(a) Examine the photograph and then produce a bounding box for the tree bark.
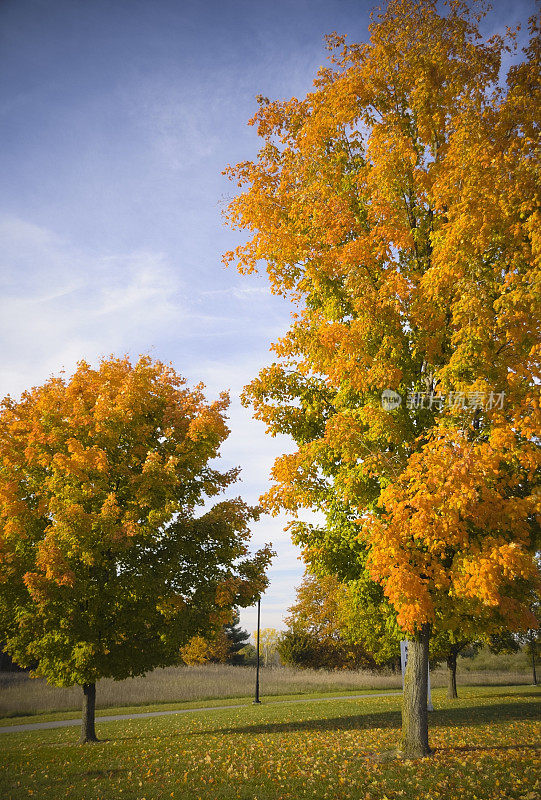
[80,682,98,743]
[400,624,431,758]
[447,649,458,699]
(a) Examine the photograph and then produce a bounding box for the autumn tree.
[0,355,272,742]
[342,564,525,699]
[224,0,540,758]
[291,504,404,667]
[255,627,281,666]
[278,573,380,670]
[180,609,250,665]
[180,631,232,665]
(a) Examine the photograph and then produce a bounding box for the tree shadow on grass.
[433,744,540,755]
[184,699,540,740]
[82,695,539,746]
[476,690,540,700]
[188,711,402,737]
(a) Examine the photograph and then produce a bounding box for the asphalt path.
[0,690,402,734]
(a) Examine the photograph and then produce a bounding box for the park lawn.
[0,686,539,800]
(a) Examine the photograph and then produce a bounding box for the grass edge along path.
[0,689,402,733]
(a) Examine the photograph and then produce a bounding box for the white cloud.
[0,216,197,397]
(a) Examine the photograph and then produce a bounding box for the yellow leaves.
[454,537,540,611]
[489,426,516,451]
[22,571,48,602]
[263,449,325,515]
[0,353,251,613]
[2,516,27,541]
[180,635,214,665]
[156,594,186,619]
[122,519,138,538]
[215,576,242,607]
[141,450,162,473]
[187,406,225,443]
[4,684,538,798]
[100,492,119,519]
[355,419,541,634]
[180,630,232,665]
[34,536,75,590]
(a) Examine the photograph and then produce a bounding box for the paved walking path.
[0,690,402,734]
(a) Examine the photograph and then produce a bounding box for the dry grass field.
[0,664,401,717]
[0,654,534,719]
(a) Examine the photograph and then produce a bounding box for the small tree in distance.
[278,573,380,670]
[224,611,251,664]
[180,610,250,665]
[255,628,281,666]
[180,631,232,665]
[0,355,273,742]
[281,569,504,696]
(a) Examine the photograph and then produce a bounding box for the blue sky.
[0,0,535,635]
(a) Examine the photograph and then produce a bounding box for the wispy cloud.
[0,216,192,396]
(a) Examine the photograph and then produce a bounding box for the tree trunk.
[447,649,458,699]
[400,624,431,758]
[80,682,98,743]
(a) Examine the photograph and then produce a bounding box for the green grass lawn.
[1,686,539,800]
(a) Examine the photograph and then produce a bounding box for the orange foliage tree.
[224,0,540,757]
[0,355,272,742]
[278,573,382,670]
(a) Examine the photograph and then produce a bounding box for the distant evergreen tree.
[224,611,250,665]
